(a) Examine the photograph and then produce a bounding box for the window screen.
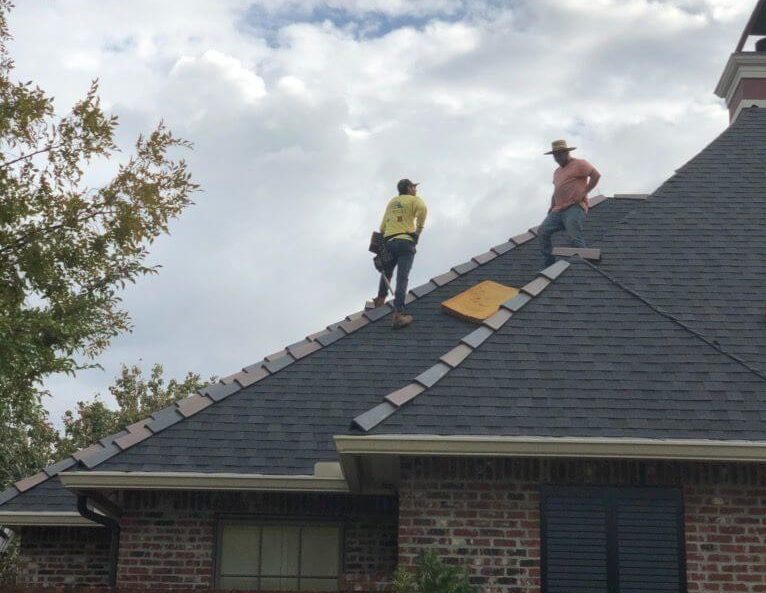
[541,486,685,593]
[218,523,341,591]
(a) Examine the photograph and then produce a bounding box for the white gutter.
[334,434,766,462]
[60,471,349,493]
[0,512,100,527]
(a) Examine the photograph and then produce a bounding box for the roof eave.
[335,433,766,461]
[0,512,100,528]
[59,471,350,493]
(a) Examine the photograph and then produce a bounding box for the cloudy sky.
[7,0,755,425]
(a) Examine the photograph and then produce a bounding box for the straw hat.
[544,139,577,155]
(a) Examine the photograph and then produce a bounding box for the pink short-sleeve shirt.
[551,158,596,212]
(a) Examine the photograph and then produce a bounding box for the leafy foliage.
[0,363,210,581]
[392,550,476,593]
[58,363,209,456]
[0,0,198,488]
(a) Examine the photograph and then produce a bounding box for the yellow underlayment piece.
[441,280,520,323]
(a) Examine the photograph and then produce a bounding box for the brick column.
[685,484,766,592]
[399,458,541,593]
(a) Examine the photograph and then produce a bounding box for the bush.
[392,550,475,593]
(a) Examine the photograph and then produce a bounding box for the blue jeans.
[539,204,586,267]
[377,239,416,312]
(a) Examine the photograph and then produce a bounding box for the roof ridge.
[582,260,766,383]
[0,194,617,509]
[350,260,572,432]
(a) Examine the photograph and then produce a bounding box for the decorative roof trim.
[715,53,766,102]
[59,471,349,493]
[0,194,618,511]
[334,434,766,463]
[351,261,571,432]
[0,512,101,527]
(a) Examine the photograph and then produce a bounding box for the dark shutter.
[615,489,684,593]
[542,486,685,593]
[542,487,609,593]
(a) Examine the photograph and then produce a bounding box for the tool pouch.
[368,231,384,254]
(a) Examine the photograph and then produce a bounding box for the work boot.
[392,311,413,329]
[372,296,387,308]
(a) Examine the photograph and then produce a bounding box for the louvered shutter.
[616,489,684,593]
[542,487,609,593]
[542,487,684,593]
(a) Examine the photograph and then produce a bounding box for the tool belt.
[369,231,415,273]
[368,231,414,254]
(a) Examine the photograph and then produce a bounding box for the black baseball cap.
[397,179,419,194]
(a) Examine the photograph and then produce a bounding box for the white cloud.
[6,0,753,426]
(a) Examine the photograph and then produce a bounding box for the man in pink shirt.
[539,139,601,267]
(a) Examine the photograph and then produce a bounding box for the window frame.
[214,518,344,591]
[540,485,687,593]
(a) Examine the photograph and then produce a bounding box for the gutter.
[77,495,119,587]
[60,468,349,493]
[334,434,766,462]
[0,511,100,527]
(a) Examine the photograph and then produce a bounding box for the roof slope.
[599,107,766,373]
[89,197,640,475]
[362,259,766,439]
[0,197,640,514]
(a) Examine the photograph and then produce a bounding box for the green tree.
[0,0,198,489]
[393,551,476,593]
[58,363,210,456]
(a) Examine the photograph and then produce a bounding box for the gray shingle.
[353,402,397,432]
[263,354,295,374]
[43,458,76,477]
[452,260,479,275]
[316,328,346,346]
[414,363,451,388]
[461,326,494,348]
[204,382,241,402]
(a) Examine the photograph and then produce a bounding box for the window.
[217,523,341,591]
[541,486,685,593]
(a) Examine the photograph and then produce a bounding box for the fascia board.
[334,434,766,463]
[0,512,100,527]
[60,471,349,493]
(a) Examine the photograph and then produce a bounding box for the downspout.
[77,494,120,586]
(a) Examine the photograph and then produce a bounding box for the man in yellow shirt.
[373,179,428,329]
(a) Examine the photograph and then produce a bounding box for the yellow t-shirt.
[379,194,428,242]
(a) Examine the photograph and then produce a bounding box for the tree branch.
[0,143,62,170]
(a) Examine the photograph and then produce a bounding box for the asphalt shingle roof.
[364,259,766,439]
[5,108,766,516]
[0,196,641,513]
[599,107,766,373]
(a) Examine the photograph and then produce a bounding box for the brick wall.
[399,458,766,593]
[16,526,111,586]
[685,484,766,592]
[116,490,397,590]
[399,458,540,593]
